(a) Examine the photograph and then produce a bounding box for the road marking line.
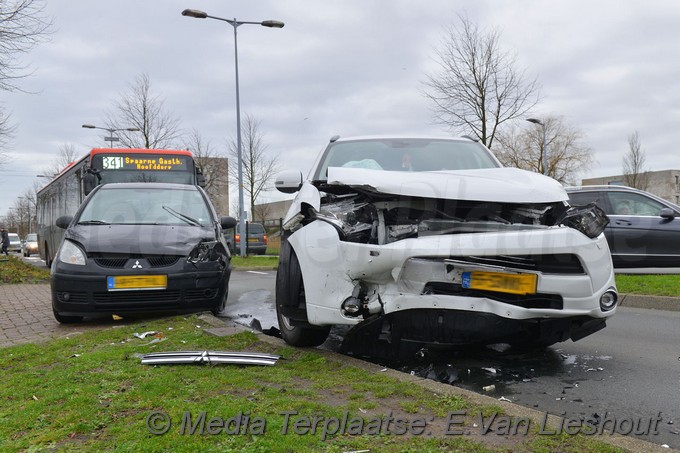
[246,271,269,275]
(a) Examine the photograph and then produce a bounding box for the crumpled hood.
[66,224,217,255]
[326,166,568,203]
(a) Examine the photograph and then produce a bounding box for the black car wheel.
[211,287,228,316]
[276,237,330,347]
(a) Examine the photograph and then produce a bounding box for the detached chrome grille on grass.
[140,351,280,366]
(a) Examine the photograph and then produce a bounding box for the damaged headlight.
[188,240,228,264]
[559,203,609,238]
[314,199,374,240]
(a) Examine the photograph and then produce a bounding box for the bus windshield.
[91,152,196,185]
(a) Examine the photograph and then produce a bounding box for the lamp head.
[182,9,208,19]
[261,20,285,28]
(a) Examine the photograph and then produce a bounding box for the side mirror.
[56,216,73,229]
[220,216,238,230]
[275,170,304,194]
[660,207,676,220]
[196,168,206,188]
[83,172,98,195]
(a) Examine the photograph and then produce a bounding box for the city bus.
[36,148,205,266]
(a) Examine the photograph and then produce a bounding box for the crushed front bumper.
[288,221,617,345]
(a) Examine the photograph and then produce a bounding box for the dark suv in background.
[226,222,268,255]
[566,185,680,272]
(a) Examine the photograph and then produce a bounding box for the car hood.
[66,224,217,255]
[326,167,568,203]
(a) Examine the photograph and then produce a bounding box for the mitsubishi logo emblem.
[132,260,143,269]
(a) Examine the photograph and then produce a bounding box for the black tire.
[275,238,330,347]
[44,243,52,268]
[53,309,83,324]
[211,287,228,316]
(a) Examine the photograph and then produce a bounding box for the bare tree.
[423,14,540,149]
[227,114,280,220]
[106,73,182,149]
[495,116,593,184]
[0,0,51,90]
[0,0,52,167]
[622,130,649,190]
[0,108,15,165]
[182,128,230,215]
[40,142,80,177]
[252,201,272,226]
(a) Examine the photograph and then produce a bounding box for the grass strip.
[0,314,627,452]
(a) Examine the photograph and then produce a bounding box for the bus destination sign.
[101,155,189,171]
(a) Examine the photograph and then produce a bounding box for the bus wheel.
[44,244,52,267]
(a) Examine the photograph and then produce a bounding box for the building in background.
[581,169,680,205]
[253,199,293,228]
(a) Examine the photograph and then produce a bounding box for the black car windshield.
[313,138,500,180]
[78,186,212,226]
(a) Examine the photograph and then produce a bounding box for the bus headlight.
[58,240,87,266]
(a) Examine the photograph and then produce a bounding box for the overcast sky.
[1,0,679,218]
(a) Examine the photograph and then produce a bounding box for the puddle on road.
[218,289,278,331]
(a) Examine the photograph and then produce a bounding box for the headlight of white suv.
[58,240,87,265]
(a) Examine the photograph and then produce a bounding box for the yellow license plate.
[107,275,167,291]
[247,238,259,242]
[462,271,537,295]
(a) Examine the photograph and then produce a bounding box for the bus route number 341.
[103,156,125,169]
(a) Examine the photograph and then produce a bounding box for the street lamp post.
[181,8,284,257]
[526,118,548,176]
[18,196,36,234]
[82,124,140,147]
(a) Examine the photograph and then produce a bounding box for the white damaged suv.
[274,136,617,353]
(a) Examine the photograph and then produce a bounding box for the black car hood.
[66,224,217,256]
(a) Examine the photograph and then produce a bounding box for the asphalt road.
[19,256,680,448]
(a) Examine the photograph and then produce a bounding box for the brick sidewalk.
[0,284,113,348]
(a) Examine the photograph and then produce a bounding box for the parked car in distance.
[8,233,21,253]
[273,135,618,355]
[227,222,268,255]
[50,182,237,323]
[22,233,39,257]
[566,185,680,273]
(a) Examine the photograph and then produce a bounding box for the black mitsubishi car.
[51,183,237,323]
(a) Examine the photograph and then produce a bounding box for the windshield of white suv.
[78,186,212,226]
[313,138,500,180]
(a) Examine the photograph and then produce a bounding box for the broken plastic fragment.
[133,331,158,339]
[483,385,496,392]
[498,396,511,402]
